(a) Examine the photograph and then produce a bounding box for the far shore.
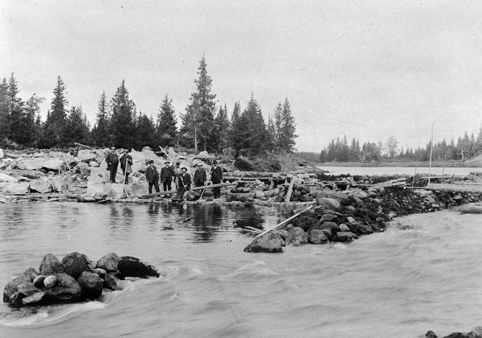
[312,160,482,169]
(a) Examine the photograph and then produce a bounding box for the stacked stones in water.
[245,185,482,253]
[3,252,160,308]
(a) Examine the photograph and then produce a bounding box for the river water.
[0,202,481,338]
[319,166,479,176]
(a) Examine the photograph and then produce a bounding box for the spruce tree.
[239,95,267,156]
[6,73,28,146]
[183,55,216,152]
[92,91,111,147]
[213,104,230,154]
[0,78,8,143]
[279,98,297,153]
[134,113,156,149]
[273,102,283,150]
[42,76,69,147]
[110,80,136,149]
[229,101,243,157]
[266,113,276,152]
[65,105,90,145]
[23,94,45,147]
[157,94,177,148]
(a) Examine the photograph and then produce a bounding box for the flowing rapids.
[0,203,481,338]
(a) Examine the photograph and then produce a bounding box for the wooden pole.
[442,154,446,178]
[428,124,434,184]
[138,182,237,199]
[285,177,297,203]
[74,142,94,150]
[254,205,314,239]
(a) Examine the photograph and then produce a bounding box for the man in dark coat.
[145,160,160,194]
[210,160,223,199]
[120,149,133,184]
[176,167,191,201]
[160,161,174,191]
[193,163,207,187]
[105,147,119,183]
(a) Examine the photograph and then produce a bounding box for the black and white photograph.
[1,1,481,337]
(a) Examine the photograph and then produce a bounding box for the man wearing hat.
[160,161,175,192]
[193,163,207,188]
[145,160,160,194]
[105,147,119,183]
[176,166,191,201]
[120,149,133,184]
[210,160,223,199]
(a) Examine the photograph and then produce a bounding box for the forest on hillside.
[0,56,297,158]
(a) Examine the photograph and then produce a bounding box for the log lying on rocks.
[3,252,160,308]
[138,182,237,199]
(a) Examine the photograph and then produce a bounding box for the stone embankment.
[3,252,159,308]
[244,183,482,253]
[425,327,482,338]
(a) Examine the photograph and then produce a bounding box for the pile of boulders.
[3,252,159,308]
[244,185,482,253]
[425,326,482,338]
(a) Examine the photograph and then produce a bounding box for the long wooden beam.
[138,182,238,199]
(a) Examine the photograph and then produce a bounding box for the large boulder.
[243,232,284,253]
[96,253,121,272]
[286,227,308,246]
[30,178,51,194]
[104,273,120,290]
[75,162,90,177]
[0,172,19,183]
[61,252,95,280]
[77,150,97,163]
[44,273,83,303]
[48,175,74,193]
[77,271,103,300]
[3,268,36,304]
[39,253,64,275]
[334,231,359,243]
[3,182,30,194]
[117,256,160,278]
[315,195,341,210]
[41,158,65,171]
[308,229,329,244]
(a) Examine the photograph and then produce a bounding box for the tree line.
[0,56,298,157]
[297,132,482,163]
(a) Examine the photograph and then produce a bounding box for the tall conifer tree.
[157,94,178,147]
[182,55,216,152]
[110,80,136,149]
[92,91,111,147]
[42,76,69,147]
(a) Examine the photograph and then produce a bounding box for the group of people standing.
[145,160,223,201]
[105,147,224,201]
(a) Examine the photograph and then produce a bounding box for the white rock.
[41,158,64,171]
[0,148,3,159]
[89,161,99,167]
[77,149,97,163]
[0,173,19,183]
[43,275,58,289]
[30,178,51,193]
[3,182,30,194]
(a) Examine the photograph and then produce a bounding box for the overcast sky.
[1,0,481,152]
